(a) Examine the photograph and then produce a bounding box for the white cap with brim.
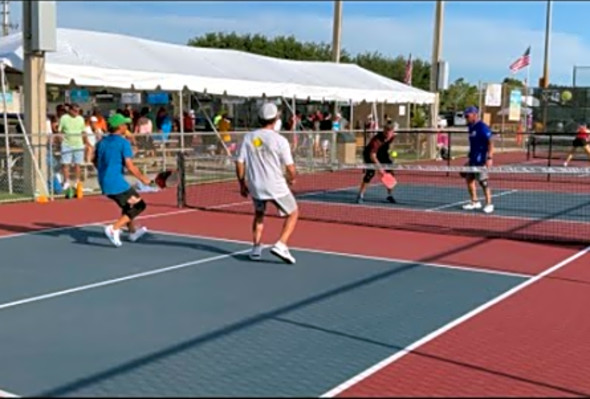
[259,102,278,120]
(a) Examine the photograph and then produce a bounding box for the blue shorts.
[61,144,85,165]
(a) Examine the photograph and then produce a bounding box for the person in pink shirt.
[436,129,450,161]
[134,107,154,156]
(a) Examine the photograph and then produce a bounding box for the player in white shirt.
[236,102,299,264]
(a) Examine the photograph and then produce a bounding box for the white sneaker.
[563,162,569,167]
[129,226,148,242]
[462,201,482,211]
[270,242,296,265]
[483,204,495,214]
[249,245,263,261]
[104,225,122,247]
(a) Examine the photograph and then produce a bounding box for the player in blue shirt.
[94,114,153,247]
[461,106,495,214]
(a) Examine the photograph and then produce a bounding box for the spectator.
[217,111,233,155]
[155,107,172,141]
[183,111,194,132]
[273,107,283,132]
[58,103,87,190]
[436,129,450,161]
[84,115,104,163]
[91,108,107,132]
[134,107,154,156]
[332,113,342,132]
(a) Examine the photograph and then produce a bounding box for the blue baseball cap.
[464,106,479,115]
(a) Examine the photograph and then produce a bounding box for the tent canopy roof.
[0,28,435,104]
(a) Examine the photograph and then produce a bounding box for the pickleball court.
[0,173,589,396]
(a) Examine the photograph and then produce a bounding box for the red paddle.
[380,173,397,190]
[154,170,179,189]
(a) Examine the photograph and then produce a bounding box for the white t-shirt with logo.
[237,128,294,200]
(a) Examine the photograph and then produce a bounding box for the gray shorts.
[61,145,85,165]
[253,193,298,217]
[461,162,488,182]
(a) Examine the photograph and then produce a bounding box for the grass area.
[0,192,32,202]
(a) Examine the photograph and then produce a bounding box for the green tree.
[439,78,480,112]
[187,32,431,91]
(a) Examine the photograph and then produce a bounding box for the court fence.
[0,127,584,204]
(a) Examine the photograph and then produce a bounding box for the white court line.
[0,389,18,398]
[425,189,519,212]
[320,244,590,397]
[150,229,532,279]
[0,248,250,313]
[0,209,197,241]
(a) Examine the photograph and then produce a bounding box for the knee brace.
[124,199,147,220]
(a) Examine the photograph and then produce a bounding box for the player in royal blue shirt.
[461,106,495,214]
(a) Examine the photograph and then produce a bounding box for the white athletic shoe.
[270,242,296,265]
[563,162,569,167]
[483,204,495,214]
[104,225,122,247]
[462,201,482,211]
[129,226,148,242]
[249,245,263,261]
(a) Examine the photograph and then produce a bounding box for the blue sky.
[10,1,590,85]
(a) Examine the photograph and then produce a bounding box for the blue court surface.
[0,227,527,397]
[298,183,590,223]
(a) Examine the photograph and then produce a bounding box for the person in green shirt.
[58,103,88,190]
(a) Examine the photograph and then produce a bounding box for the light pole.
[541,0,552,88]
[332,0,343,63]
[429,0,444,158]
[332,0,343,116]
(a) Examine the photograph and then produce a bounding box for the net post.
[546,133,553,181]
[526,133,532,160]
[446,130,452,177]
[176,151,186,208]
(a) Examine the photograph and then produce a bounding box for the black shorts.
[573,137,588,148]
[107,187,142,217]
[363,161,394,183]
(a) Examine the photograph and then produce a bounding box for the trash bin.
[336,132,356,164]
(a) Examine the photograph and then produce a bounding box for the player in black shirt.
[356,122,397,204]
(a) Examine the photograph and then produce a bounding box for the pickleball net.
[528,133,590,163]
[177,153,590,245]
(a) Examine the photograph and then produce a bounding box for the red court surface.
[0,191,588,397]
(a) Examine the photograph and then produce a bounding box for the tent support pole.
[0,62,12,194]
[179,90,184,151]
[192,93,231,156]
[349,99,353,132]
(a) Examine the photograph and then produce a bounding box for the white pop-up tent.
[0,28,435,104]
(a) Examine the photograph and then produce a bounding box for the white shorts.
[61,145,85,165]
[253,192,298,217]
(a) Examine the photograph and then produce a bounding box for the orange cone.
[36,195,49,204]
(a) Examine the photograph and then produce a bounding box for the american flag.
[404,54,412,85]
[509,47,531,74]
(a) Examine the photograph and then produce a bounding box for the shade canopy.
[0,28,435,104]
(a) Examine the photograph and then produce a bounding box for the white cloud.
[9,2,590,85]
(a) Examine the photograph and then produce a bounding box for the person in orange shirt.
[92,108,107,132]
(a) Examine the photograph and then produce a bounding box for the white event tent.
[0,28,435,105]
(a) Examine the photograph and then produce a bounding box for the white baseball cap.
[259,102,278,120]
